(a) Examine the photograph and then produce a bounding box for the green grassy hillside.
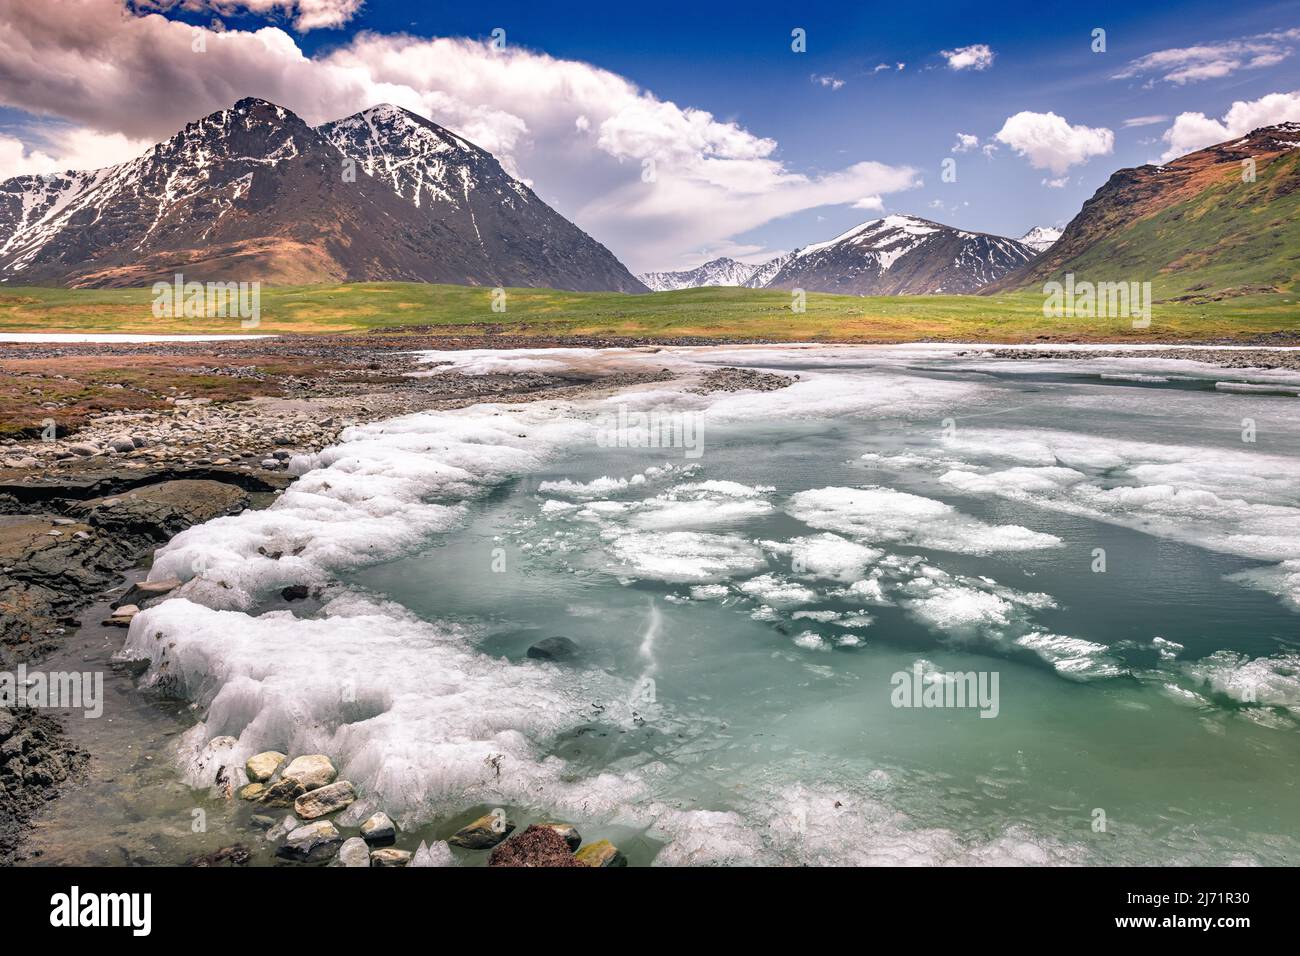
[1054,150,1299,301]
[0,282,1294,342]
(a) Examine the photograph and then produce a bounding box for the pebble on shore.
[245,750,287,783]
[448,811,516,849]
[360,811,396,846]
[277,819,343,862]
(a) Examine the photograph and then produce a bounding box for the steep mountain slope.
[986,123,1300,300]
[764,215,1035,295]
[1017,226,1062,253]
[0,98,644,292]
[639,256,759,291]
[320,105,643,292]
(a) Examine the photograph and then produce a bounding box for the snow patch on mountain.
[1017,226,1062,253]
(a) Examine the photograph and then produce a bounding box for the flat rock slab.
[277,820,342,863]
[294,780,357,820]
[69,479,250,543]
[371,848,412,867]
[279,754,336,790]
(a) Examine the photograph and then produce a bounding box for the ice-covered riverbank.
[101,345,1300,866]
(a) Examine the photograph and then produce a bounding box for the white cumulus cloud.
[995,111,1114,175]
[941,44,995,71]
[1159,90,1300,160]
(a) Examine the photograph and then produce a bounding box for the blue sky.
[1,0,1298,271]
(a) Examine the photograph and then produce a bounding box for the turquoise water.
[335,350,1300,865]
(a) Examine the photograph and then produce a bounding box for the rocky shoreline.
[976,346,1300,370]
[198,749,628,868]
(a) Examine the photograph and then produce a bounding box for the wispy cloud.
[1113,28,1299,85]
[811,74,845,91]
[1122,115,1169,128]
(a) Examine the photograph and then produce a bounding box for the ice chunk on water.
[603,530,768,583]
[897,567,1057,646]
[761,533,883,581]
[539,476,634,497]
[788,486,1061,554]
[1229,560,1300,612]
[1013,632,1123,680]
[1182,650,1300,716]
[737,574,818,607]
[409,840,457,867]
[927,428,1300,563]
[792,631,830,651]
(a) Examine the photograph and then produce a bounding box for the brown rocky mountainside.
[0,98,645,293]
[984,122,1300,299]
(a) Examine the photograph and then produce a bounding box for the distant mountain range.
[640,256,762,291]
[1,98,1291,303]
[0,98,646,292]
[641,215,1049,295]
[987,123,1300,300]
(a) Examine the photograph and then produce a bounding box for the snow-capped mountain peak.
[0,98,644,291]
[317,104,530,211]
[764,214,1035,294]
[1017,226,1063,253]
[639,256,766,291]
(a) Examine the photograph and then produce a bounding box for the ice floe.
[787,485,1062,554]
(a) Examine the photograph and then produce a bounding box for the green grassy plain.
[0,282,1295,342]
